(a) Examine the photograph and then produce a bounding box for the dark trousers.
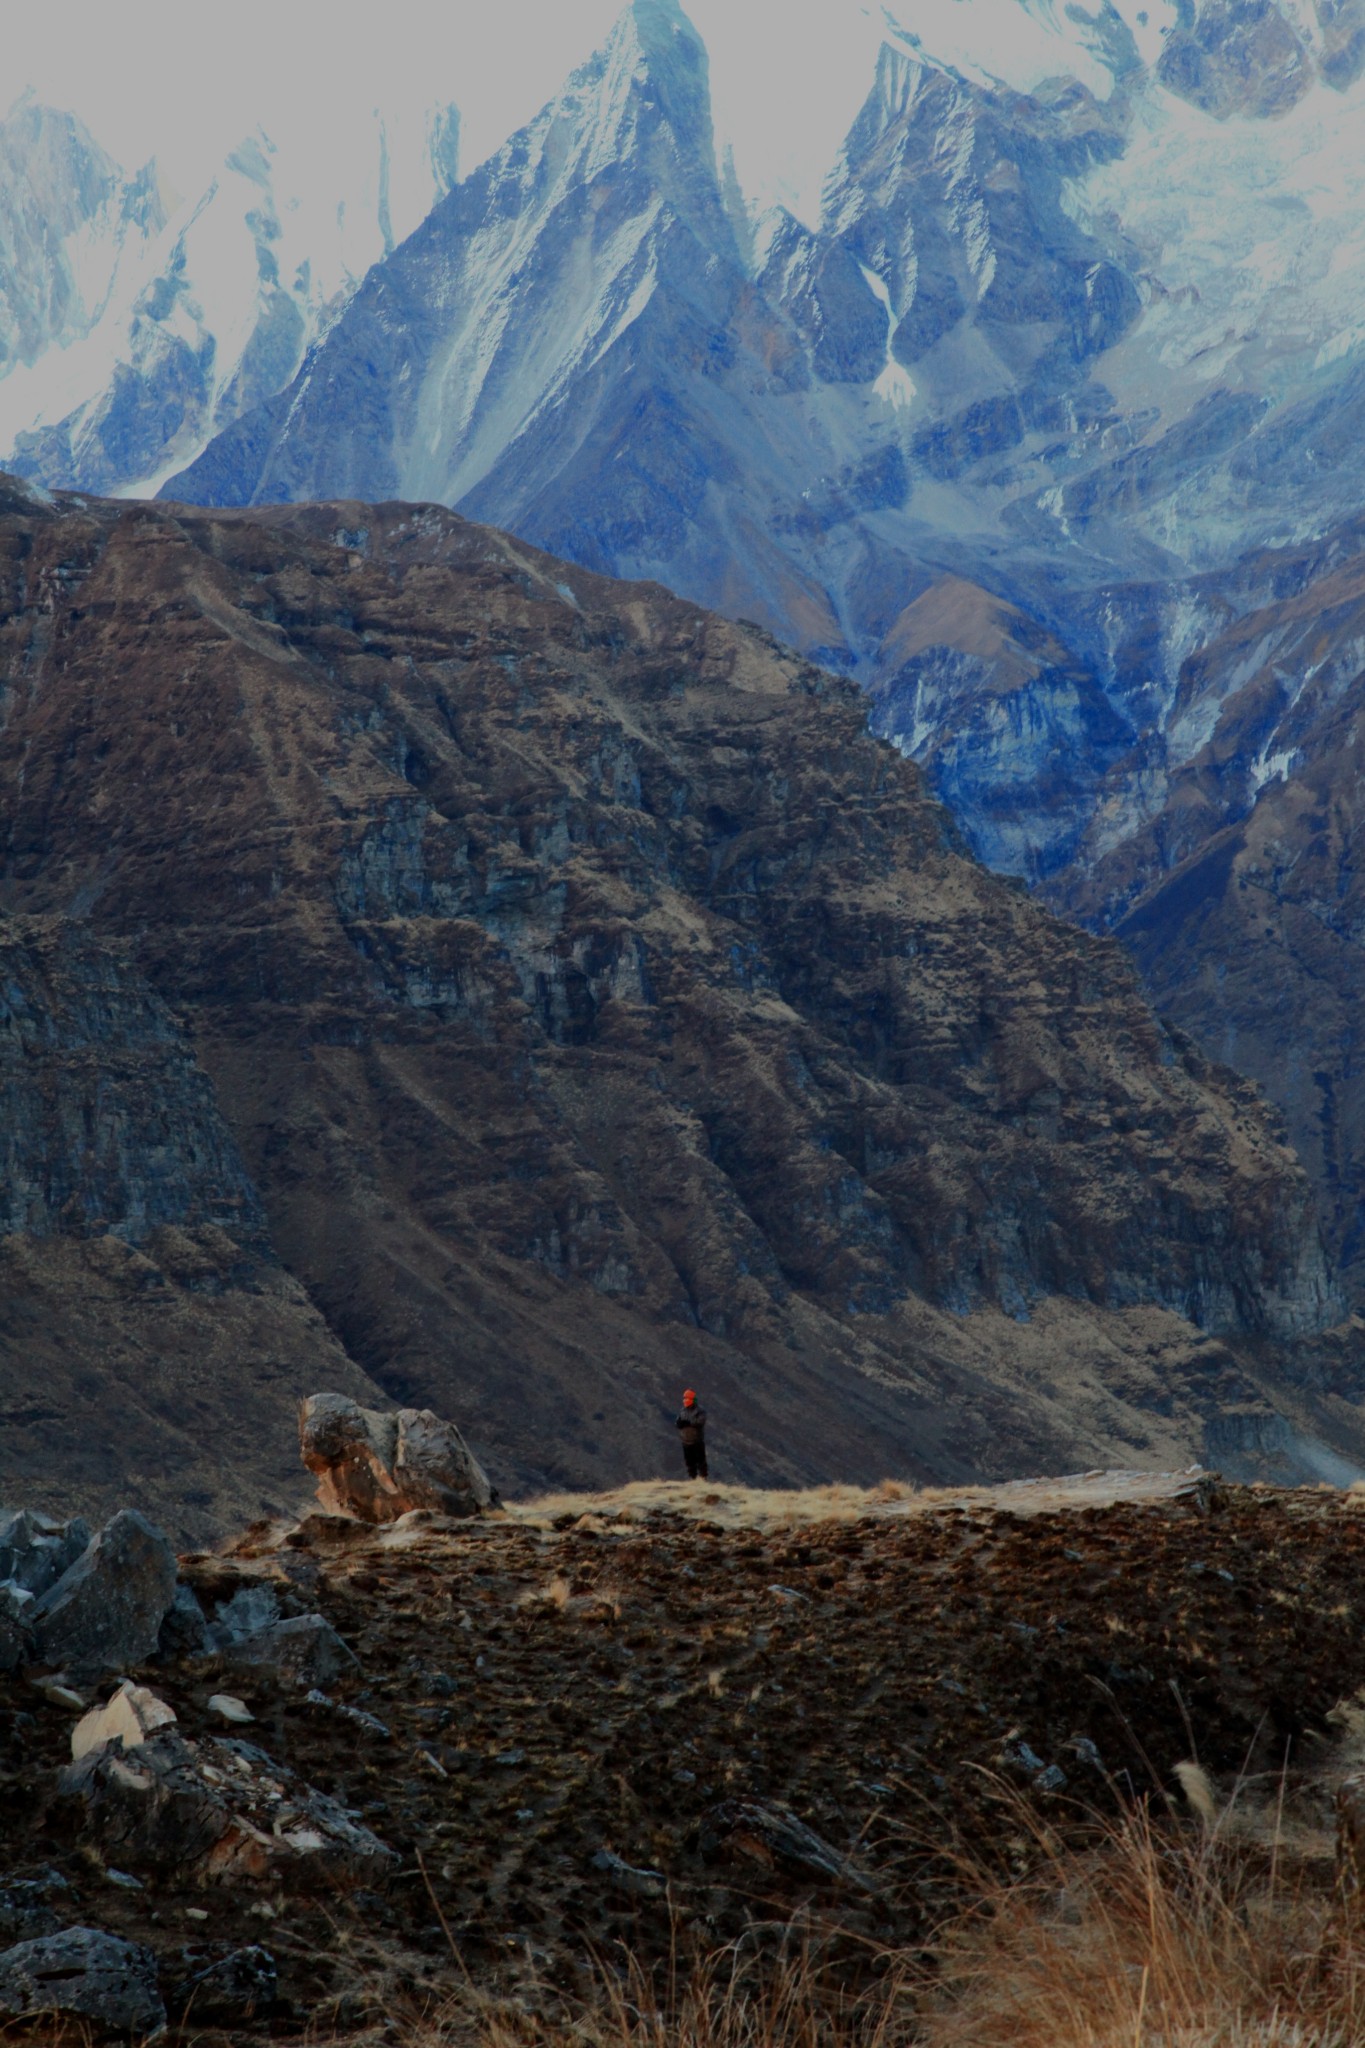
[683,1442,708,1480]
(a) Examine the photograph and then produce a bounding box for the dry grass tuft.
[376,1944,915,2048]
[918,1795,1365,2048]
[506,1469,1210,1535]
[350,1794,1365,2048]
[1172,1759,1221,1827]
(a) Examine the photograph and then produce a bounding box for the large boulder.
[299,1392,493,1521]
[31,1510,178,1679]
[0,1926,165,2035]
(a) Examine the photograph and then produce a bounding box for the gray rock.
[210,1584,280,1643]
[0,1582,32,1674]
[699,1799,878,1893]
[0,1926,165,2035]
[0,1510,92,1597]
[0,1872,71,1943]
[158,1582,210,1659]
[300,1391,493,1521]
[58,1725,393,1889]
[219,1613,359,1688]
[175,1944,277,2024]
[393,1405,497,1516]
[591,1848,666,1899]
[31,1510,178,1679]
[304,1689,390,1739]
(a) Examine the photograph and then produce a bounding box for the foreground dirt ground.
[7,1471,1365,2035]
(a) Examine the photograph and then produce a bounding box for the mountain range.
[6,0,1365,1509]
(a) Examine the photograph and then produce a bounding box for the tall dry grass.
[917,1789,1365,2048]
[357,1790,1365,2048]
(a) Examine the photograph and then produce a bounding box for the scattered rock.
[72,1681,178,1762]
[699,1800,877,1892]
[58,1725,394,1889]
[300,1392,493,1522]
[219,1613,360,1688]
[303,1690,390,1739]
[0,1872,71,1943]
[31,1511,178,1680]
[591,1848,666,1899]
[0,1925,165,2035]
[158,1582,211,1659]
[0,1510,92,1597]
[208,1694,254,1724]
[174,1944,277,2024]
[1002,1738,1069,1793]
[210,1584,280,1644]
[32,1678,87,1709]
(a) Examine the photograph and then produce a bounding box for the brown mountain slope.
[0,475,1354,1523]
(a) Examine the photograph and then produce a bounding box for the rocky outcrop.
[60,1670,386,1890]
[300,1393,494,1521]
[0,1507,182,1678]
[30,1510,178,1679]
[0,1926,164,2034]
[57,1685,395,1889]
[0,1511,91,1665]
[0,479,1349,1496]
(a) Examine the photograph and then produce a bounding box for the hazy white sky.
[2,1,892,221]
[3,0,1135,226]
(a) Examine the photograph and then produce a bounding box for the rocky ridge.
[0,473,1355,1516]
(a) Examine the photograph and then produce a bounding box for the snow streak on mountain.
[8,0,1365,882]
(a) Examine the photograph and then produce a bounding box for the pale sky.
[2,0,892,224]
[2,0,1141,230]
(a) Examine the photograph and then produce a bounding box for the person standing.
[675,1389,709,1480]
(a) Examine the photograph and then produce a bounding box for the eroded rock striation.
[0,474,1353,1503]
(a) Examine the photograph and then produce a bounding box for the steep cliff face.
[0,475,1352,1511]
[0,914,261,1242]
[1050,529,1365,1293]
[867,578,1135,878]
[0,906,380,1539]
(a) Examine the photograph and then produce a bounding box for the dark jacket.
[676,1404,707,1446]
